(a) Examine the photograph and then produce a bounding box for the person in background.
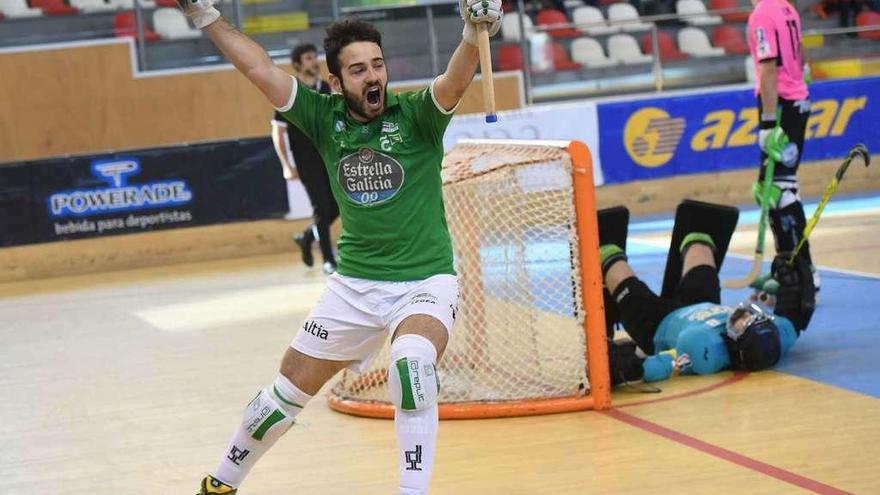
[271,43,339,274]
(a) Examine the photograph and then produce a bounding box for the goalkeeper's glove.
[758,115,790,163]
[460,0,503,46]
[176,0,221,29]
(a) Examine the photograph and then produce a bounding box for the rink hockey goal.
[327,139,610,419]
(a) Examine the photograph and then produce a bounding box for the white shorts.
[290,273,459,372]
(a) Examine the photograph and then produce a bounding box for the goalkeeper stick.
[476,23,497,123]
[723,157,776,289]
[788,143,870,265]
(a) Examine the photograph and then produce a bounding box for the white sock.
[213,374,311,487]
[391,335,439,494]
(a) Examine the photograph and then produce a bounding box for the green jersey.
[278,78,456,281]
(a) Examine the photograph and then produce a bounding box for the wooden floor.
[1,201,879,494]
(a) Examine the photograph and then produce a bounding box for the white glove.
[460,0,503,46]
[176,0,221,29]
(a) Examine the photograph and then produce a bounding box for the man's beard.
[341,82,384,122]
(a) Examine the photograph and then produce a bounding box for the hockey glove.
[460,0,503,46]
[758,118,790,163]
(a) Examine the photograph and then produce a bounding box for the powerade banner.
[0,138,287,247]
[597,76,880,184]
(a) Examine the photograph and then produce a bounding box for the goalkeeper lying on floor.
[600,201,816,385]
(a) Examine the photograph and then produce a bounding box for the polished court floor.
[1,194,878,494]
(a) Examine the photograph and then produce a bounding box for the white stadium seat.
[0,0,43,17]
[608,3,651,32]
[677,27,725,57]
[676,0,722,26]
[153,7,201,39]
[572,6,618,36]
[607,33,653,64]
[501,11,534,43]
[571,37,618,68]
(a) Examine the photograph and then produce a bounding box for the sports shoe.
[198,475,237,494]
[294,233,314,267]
[322,261,337,275]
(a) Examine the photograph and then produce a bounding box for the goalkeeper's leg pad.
[661,200,739,298]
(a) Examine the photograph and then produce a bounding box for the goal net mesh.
[328,141,600,418]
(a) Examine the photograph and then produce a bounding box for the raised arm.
[432,0,502,111]
[177,0,292,108]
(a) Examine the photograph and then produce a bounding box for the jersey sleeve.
[275,76,333,145]
[750,13,778,62]
[272,110,287,126]
[402,77,459,145]
[674,328,730,376]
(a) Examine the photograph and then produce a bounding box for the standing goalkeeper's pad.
[661,200,739,298]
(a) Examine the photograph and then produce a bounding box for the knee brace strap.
[389,334,439,412]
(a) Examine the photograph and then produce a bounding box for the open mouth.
[365,86,382,109]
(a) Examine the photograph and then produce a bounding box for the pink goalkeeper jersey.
[747,0,808,100]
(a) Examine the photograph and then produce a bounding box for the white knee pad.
[388,334,439,411]
[773,179,801,209]
[241,376,311,443]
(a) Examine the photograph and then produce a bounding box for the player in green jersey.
[175,1,503,494]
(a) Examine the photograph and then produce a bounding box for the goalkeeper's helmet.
[724,302,781,371]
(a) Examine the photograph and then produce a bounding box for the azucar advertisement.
[597,76,880,184]
[0,138,287,247]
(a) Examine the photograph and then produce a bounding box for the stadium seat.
[155,0,175,5]
[114,11,161,41]
[111,0,157,8]
[153,7,200,39]
[607,33,652,64]
[501,11,534,42]
[497,44,524,71]
[677,27,725,57]
[641,31,688,61]
[571,36,617,68]
[709,0,749,22]
[550,40,583,70]
[608,3,651,32]
[676,0,721,25]
[537,9,581,38]
[856,11,880,40]
[0,0,43,17]
[712,25,748,54]
[31,0,77,15]
[572,5,618,35]
[69,0,116,13]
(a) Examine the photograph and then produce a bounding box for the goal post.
[327,139,611,419]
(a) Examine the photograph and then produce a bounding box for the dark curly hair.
[290,43,317,66]
[324,18,383,79]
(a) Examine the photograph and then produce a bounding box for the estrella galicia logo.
[337,147,404,206]
[47,158,193,218]
[623,107,686,168]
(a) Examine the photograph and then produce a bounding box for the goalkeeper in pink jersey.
[173,1,504,494]
[747,0,818,292]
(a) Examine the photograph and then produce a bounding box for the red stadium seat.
[114,12,162,42]
[709,0,749,23]
[856,11,880,40]
[712,25,748,54]
[640,31,688,61]
[551,41,582,70]
[497,44,524,71]
[155,0,177,6]
[31,0,78,15]
[537,9,581,38]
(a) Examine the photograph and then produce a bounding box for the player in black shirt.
[271,43,339,274]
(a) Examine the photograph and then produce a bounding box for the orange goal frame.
[326,140,611,419]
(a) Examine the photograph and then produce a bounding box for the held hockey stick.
[476,23,497,123]
[723,157,776,289]
[788,143,871,264]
